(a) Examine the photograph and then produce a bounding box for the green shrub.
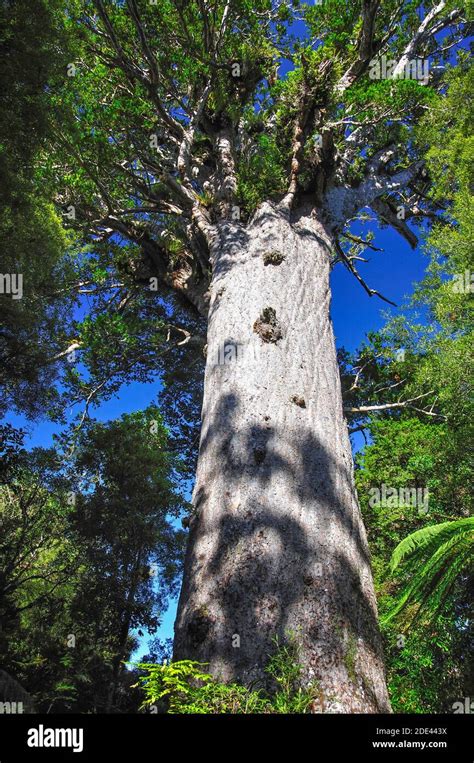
[135,634,319,714]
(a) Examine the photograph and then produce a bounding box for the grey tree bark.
[173,202,390,713]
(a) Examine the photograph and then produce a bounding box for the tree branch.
[93,0,185,140]
[343,353,384,396]
[341,232,383,252]
[125,0,160,83]
[344,391,436,414]
[325,156,424,232]
[392,2,463,79]
[336,1,381,92]
[334,238,397,306]
[48,342,82,364]
[370,197,419,249]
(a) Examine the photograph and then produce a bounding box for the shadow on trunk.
[174,392,389,712]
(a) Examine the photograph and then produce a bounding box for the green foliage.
[385,519,474,626]
[356,413,473,711]
[135,660,268,714]
[390,519,474,574]
[356,406,473,712]
[411,59,474,334]
[236,134,287,213]
[381,616,468,713]
[416,57,474,201]
[352,63,474,708]
[136,635,319,714]
[265,634,320,713]
[0,0,80,417]
[0,411,185,713]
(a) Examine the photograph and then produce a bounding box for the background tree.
[0,0,81,417]
[0,411,185,713]
[0,425,81,711]
[62,408,186,712]
[349,59,473,712]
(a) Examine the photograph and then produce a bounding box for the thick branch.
[392,2,463,78]
[325,157,424,231]
[281,59,332,209]
[336,1,381,92]
[48,342,82,363]
[370,197,419,249]
[177,79,214,183]
[213,128,238,217]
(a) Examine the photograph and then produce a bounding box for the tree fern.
[383,518,474,626]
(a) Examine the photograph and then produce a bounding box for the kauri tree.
[10,0,473,712]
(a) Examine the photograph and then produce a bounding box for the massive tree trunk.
[174,202,390,713]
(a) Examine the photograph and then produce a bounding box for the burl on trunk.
[174,202,390,713]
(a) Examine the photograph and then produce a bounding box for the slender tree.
[64,409,185,712]
[27,0,471,711]
[0,412,185,713]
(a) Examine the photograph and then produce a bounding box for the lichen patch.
[253,307,283,343]
[263,250,286,266]
[291,395,306,408]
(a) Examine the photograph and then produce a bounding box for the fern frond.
[389,517,474,573]
[384,519,474,626]
[410,534,473,625]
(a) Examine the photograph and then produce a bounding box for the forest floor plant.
[135,633,322,714]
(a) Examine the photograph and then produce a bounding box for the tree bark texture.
[173,202,390,713]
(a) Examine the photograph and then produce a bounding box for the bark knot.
[291,395,306,408]
[253,307,282,343]
[253,446,266,465]
[187,607,213,648]
[263,250,286,266]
